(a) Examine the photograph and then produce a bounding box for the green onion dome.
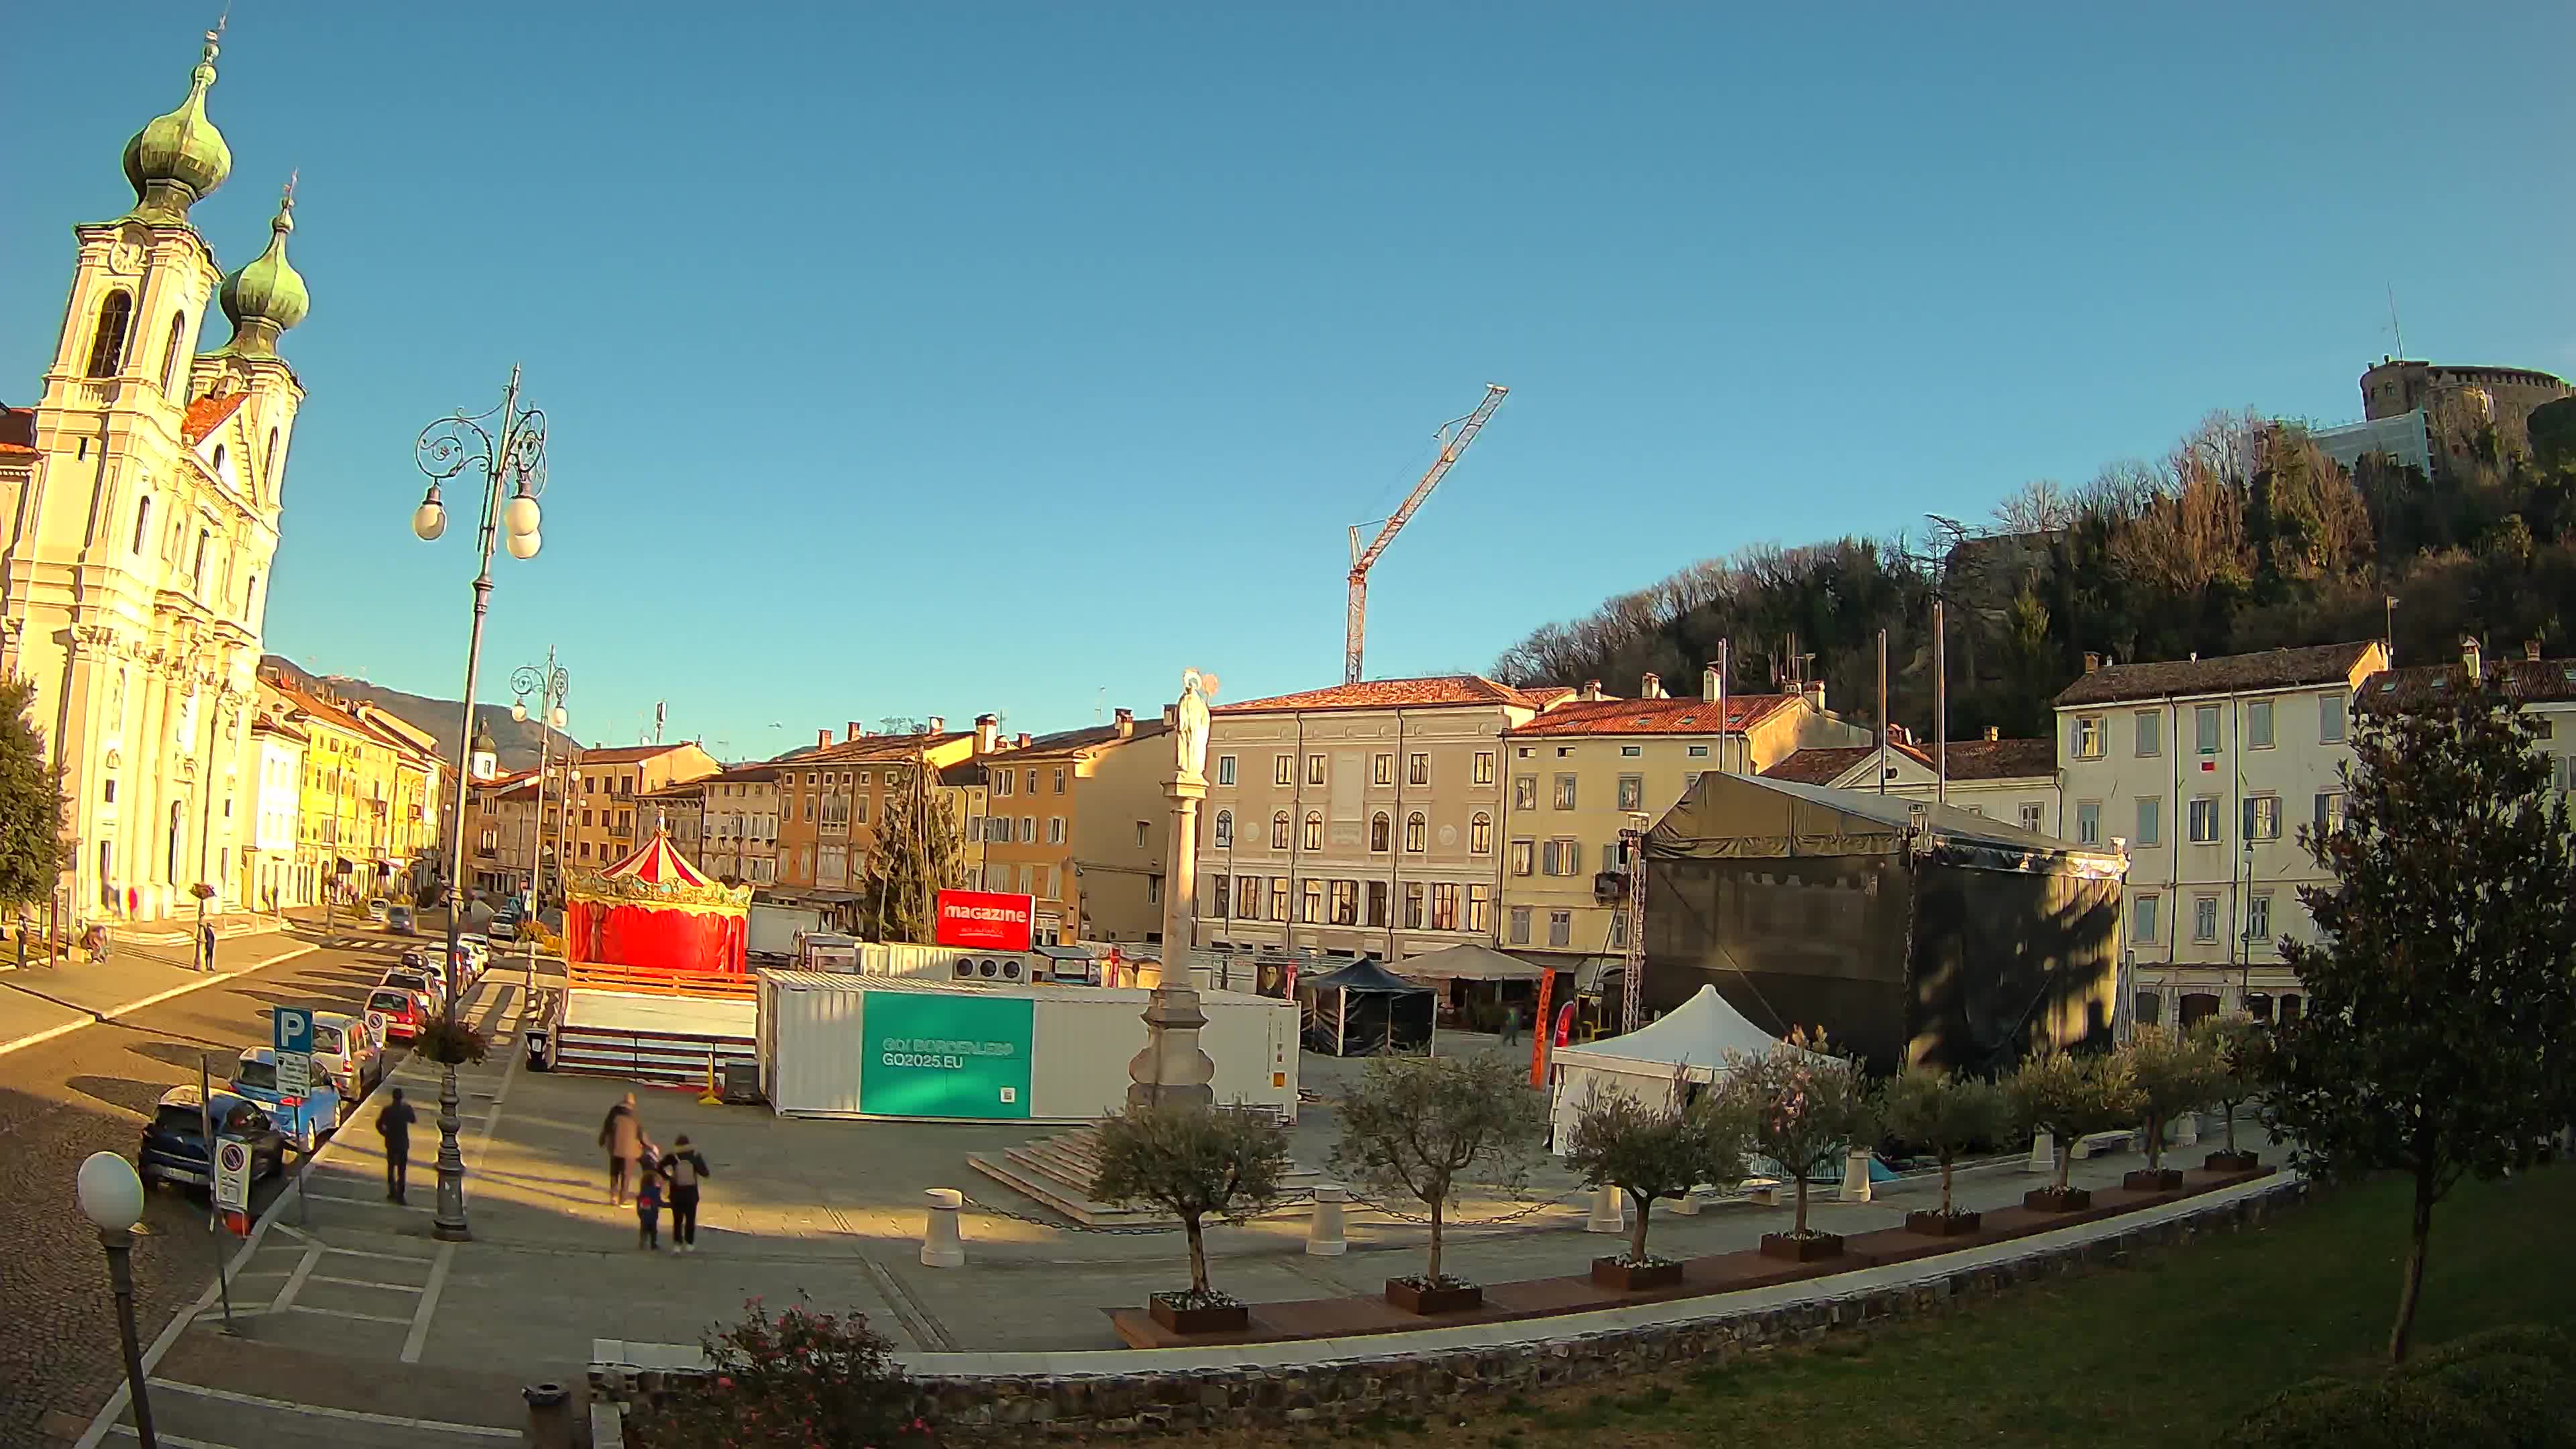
[122,33,231,224]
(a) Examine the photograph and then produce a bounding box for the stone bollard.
[524,1382,573,1449]
[2172,1112,2200,1147]
[1668,1186,1701,1216]
[1839,1147,1873,1203]
[2027,1129,2057,1175]
[1585,1184,1626,1234]
[1305,1183,1348,1256]
[920,1188,966,1268]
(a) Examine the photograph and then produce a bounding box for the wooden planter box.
[2123,1167,2185,1192]
[1383,1279,1483,1316]
[2024,1187,2092,1213]
[1759,1231,1845,1263]
[2203,1150,2261,1174]
[1590,1256,1684,1291]
[1904,1208,1983,1236]
[1147,1294,1248,1336]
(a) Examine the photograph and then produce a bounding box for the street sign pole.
[198,1055,235,1332]
[273,1007,317,1232]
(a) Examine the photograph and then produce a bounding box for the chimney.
[1640,672,1662,700]
[2083,652,2101,674]
[2462,636,2483,677]
[1113,707,1134,738]
[816,728,831,749]
[1802,681,1825,712]
[845,720,864,743]
[1703,663,1722,702]
[2526,639,2542,662]
[1580,679,1603,702]
[1162,704,1178,727]
[927,715,945,735]
[1015,733,1031,749]
[1984,725,2000,741]
[974,713,999,754]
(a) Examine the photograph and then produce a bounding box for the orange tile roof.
[789,732,970,765]
[1215,676,1552,715]
[1935,737,2057,780]
[1506,694,1795,737]
[181,392,246,446]
[574,742,710,765]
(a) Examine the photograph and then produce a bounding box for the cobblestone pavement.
[0,929,410,1448]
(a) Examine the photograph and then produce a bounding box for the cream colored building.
[1194,676,1572,963]
[693,762,782,885]
[567,741,720,871]
[979,708,1173,945]
[0,34,310,922]
[245,704,304,910]
[769,722,983,925]
[1499,668,1873,972]
[1763,727,2061,835]
[2055,641,2387,1029]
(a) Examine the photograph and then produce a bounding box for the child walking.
[634,1141,665,1250]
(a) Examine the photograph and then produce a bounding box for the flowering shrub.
[631,1299,930,1448]
[1721,1030,1874,1238]
[411,1016,490,1066]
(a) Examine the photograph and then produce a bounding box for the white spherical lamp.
[504,494,541,538]
[506,529,541,561]
[511,700,529,723]
[411,495,447,542]
[76,1151,144,1234]
[549,705,567,729]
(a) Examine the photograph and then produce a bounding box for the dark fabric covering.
[1299,957,1436,1055]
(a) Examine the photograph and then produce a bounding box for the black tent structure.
[1643,771,2126,1076]
[1299,957,1436,1056]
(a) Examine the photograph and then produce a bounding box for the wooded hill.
[1492,396,2576,743]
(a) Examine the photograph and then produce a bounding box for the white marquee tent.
[1546,984,1822,1155]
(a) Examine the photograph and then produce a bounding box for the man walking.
[1501,1004,1521,1046]
[377,1088,417,1203]
[657,1135,714,1254]
[199,918,218,973]
[598,1091,642,1205]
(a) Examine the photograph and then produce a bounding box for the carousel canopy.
[601,828,714,888]
[569,825,749,914]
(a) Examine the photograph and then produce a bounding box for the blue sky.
[7,3,2570,758]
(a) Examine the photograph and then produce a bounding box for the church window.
[159,313,187,396]
[193,529,209,589]
[266,427,282,498]
[131,496,153,555]
[244,573,258,616]
[211,444,227,478]
[87,290,134,378]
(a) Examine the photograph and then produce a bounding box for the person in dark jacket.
[598,1092,642,1205]
[376,1088,418,1203]
[657,1136,713,1254]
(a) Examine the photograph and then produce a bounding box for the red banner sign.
[934,890,1036,952]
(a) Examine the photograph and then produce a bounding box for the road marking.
[271,1245,322,1313]
[310,1273,426,1293]
[0,941,321,1059]
[144,1381,519,1438]
[286,1303,414,1325]
[109,1428,240,1449]
[402,1241,455,1364]
[321,1243,436,1265]
[303,1191,425,1209]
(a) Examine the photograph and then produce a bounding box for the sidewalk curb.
[0,940,322,1060]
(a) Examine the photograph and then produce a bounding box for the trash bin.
[523,1381,572,1449]
[524,1025,551,1073]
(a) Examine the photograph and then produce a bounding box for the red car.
[366,985,421,1044]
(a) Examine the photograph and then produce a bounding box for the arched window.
[166,800,185,882]
[1405,812,1427,852]
[87,290,134,378]
[1212,810,1232,849]
[244,572,258,617]
[1301,812,1323,851]
[159,312,187,396]
[130,496,153,555]
[1270,812,1290,850]
[1470,812,1493,854]
[1369,812,1390,853]
[211,443,227,478]
[193,529,210,588]
[265,427,282,500]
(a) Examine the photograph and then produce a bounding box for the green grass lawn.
[1219,1166,2573,1448]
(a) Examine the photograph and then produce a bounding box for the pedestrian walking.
[125,886,138,920]
[199,918,218,974]
[657,1135,713,1254]
[377,1087,418,1203]
[1501,1004,1521,1045]
[633,1140,664,1250]
[598,1091,642,1205]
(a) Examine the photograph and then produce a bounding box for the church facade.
[0,31,311,922]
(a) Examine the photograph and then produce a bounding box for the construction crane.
[1344,383,1509,685]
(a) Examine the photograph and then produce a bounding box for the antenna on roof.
[2387,282,2406,359]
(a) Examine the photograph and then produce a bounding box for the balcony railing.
[607,823,633,839]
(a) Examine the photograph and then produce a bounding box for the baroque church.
[0,30,309,922]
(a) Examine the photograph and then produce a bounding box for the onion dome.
[121,32,231,224]
[216,186,309,358]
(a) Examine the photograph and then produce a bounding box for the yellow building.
[566,741,720,871]
[262,676,443,907]
[0,34,311,921]
[977,708,1172,946]
[770,722,982,924]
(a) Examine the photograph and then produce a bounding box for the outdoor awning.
[1397,943,1549,981]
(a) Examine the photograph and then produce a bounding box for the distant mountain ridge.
[260,655,578,773]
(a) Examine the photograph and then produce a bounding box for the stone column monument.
[1125,985,1216,1111]
[1128,669,1220,1112]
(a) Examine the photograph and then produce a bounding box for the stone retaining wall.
[609,1178,2310,1440]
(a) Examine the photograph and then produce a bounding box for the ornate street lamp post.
[512,652,569,972]
[77,1151,156,1448]
[411,366,547,1242]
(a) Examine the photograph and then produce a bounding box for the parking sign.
[274,1007,314,1099]
[213,1138,252,1212]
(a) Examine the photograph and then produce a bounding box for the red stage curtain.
[569,899,746,975]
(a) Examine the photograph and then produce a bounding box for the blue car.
[229,1046,345,1153]
[140,1086,285,1192]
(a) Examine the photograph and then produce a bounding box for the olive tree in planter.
[2006,1046,2140,1212]
[1880,1065,2008,1236]
[1726,1032,1876,1262]
[1564,1073,1753,1290]
[1331,1051,1544,1315]
[2190,1014,2265,1173]
[2120,1024,2222,1191]
[1089,1100,1293,1334]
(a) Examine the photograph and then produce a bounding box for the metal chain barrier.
[953,1185,1582,1235]
[1344,1189,1578,1227]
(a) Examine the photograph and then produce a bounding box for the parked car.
[366,985,421,1044]
[229,1046,344,1152]
[308,1008,382,1101]
[364,898,390,925]
[487,914,518,943]
[140,1085,285,1192]
[387,904,417,935]
[381,969,441,1015]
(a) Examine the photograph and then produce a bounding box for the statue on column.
[1173,668,1215,784]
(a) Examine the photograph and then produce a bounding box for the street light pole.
[512,651,568,977]
[77,1152,156,1449]
[411,367,547,1243]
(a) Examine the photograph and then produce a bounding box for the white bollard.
[2172,1112,2200,1147]
[2027,1129,2057,1176]
[1585,1184,1627,1235]
[1839,1147,1874,1203]
[1668,1186,1701,1217]
[919,1188,965,1268]
[1305,1183,1348,1256]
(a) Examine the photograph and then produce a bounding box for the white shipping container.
[757,971,1297,1122]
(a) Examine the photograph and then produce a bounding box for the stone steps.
[967,1126,1328,1229]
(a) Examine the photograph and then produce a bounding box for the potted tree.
[2006,1046,2140,1212]
[1880,1065,2008,1236]
[1332,1052,1544,1315]
[1564,1073,1752,1291]
[1090,1100,1293,1334]
[2120,1024,2220,1191]
[1728,1032,1876,1262]
[2190,1014,2265,1173]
